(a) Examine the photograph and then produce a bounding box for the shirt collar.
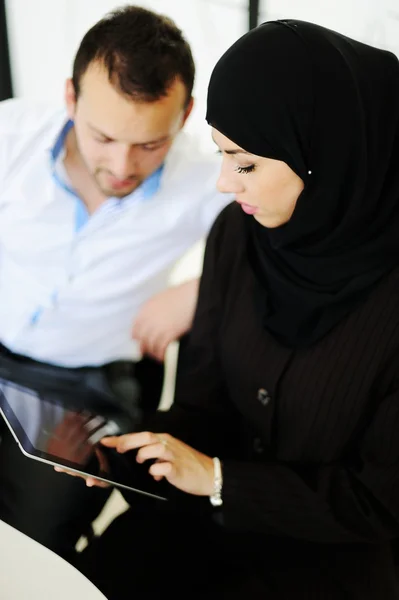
[50,118,74,165]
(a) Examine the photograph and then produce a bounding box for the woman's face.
[213,128,304,228]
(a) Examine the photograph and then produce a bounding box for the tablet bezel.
[0,384,167,501]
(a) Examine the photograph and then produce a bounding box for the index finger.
[101,431,158,453]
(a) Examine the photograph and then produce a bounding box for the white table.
[0,520,107,599]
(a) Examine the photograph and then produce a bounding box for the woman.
[78,20,399,599]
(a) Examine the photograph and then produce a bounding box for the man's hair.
[72,5,195,107]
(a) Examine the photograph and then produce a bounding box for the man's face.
[65,63,192,198]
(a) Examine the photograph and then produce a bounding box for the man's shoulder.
[0,98,64,137]
[0,99,66,182]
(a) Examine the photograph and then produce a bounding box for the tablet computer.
[0,377,166,501]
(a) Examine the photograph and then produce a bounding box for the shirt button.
[257,388,271,406]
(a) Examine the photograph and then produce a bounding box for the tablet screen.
[0,378,166,500]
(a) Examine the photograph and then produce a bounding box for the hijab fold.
[206,20,399,346]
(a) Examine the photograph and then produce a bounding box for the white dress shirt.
[0,99,231,366]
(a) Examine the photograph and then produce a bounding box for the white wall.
[261,0,399,56]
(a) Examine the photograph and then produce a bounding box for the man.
[0,5,231,559]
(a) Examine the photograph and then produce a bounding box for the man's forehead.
[77,69,186,142]
[82,105,181,143]
[79,63,187,111]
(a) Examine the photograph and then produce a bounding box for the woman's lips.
[237,200,258,215]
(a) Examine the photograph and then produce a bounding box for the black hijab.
[206,19,399,347]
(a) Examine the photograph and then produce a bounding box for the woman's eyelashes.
[235,164,256,174]
[215,149,256,174]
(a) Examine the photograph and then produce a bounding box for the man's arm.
[132,278,200,362]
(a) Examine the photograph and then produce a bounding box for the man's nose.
[110,147,137,180]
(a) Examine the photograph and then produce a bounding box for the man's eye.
[141,144,163,152]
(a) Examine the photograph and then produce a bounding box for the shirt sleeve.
[0,99,14,196]
[0,99,34,202]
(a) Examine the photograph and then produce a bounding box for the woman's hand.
[54,446,111,488]
[101,431,215,496]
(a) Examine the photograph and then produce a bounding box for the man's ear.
[65,78,77,120]
[182,96,194,126]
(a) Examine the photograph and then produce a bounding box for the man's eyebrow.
[137,136,170,146]
[88,123,169,146]
[88,123,113,139]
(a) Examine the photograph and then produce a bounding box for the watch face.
[210,495,223,507]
